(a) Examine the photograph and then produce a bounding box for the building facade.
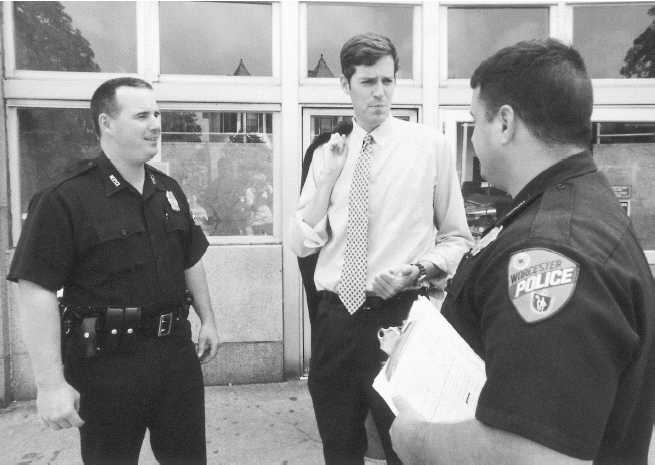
[0,0,654,402]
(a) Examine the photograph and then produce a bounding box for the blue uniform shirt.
[442,151,655,464]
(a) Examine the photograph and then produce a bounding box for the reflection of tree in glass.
[162,112,202,142]
[621,6,655,78]
[19,109,97,212]
[14,1,100,72]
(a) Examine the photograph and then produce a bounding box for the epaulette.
[51,159,97,190]
[145,162,170,179]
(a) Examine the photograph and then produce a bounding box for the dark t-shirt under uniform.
[8,152,208,308]
[442,151,655,464]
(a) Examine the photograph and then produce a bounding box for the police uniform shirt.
[442,152,655,464]
[8,153,208,307]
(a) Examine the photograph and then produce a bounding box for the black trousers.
[308,291,418,465]
[65,330,206,465]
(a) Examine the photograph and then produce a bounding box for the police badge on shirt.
[507,248,580,323]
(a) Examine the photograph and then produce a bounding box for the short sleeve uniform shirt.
[8,153,209,308]
[442,152,655,464]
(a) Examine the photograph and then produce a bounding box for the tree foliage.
[14,1,100,72]
[621,6,655,78]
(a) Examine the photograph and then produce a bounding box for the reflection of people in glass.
[289,33,472,465]
[245,172,273,235]
[189,194,209,231]
[8,77,220,465]
[391,39,655,465]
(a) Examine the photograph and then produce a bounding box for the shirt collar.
[96,152,158,198]
[511,150,598,208]
[351,115,395,147]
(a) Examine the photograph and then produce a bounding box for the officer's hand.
[36,382,84,430]
[390,395,428,465]
[319,133,348,185]
[370,265,418,299]
[196,322,220,363]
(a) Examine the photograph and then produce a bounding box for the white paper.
[373,297,486,423]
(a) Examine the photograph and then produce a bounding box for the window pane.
[18,108,98,217]
[573,4,655,78]
[448,8,549,79]
[161,111,275,236]
[456,122,512,238]
[160,2,272,76]
[592,122,655,248]
[307,4,413,79]
[14,2,136,72]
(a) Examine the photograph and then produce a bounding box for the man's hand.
[390,395,428,465]
[36,382,84,430]
[196,321,220,363]
[370,264,419,299]
[319,133,348,185]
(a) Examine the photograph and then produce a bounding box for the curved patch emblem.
[508,248,579,324]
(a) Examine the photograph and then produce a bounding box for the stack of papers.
[373,297,486,423]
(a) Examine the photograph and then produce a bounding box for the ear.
[339,75,351,96]
[497,104,516,144]
[98,113,112,136]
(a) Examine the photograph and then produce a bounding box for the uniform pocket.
[86,220,148,276]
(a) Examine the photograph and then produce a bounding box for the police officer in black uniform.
[391,39,655,465]
[8,77,220,465]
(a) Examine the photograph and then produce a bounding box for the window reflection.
[309,114,410,139]
[573,4,655,78]
[14,2,136,72]
[447,7,549,79]
[159,2,272,76]
[161,111,274,237]
[307,4,413,79]
[456,123,512,239]
[18,108,98,217]
[592,122,655,248]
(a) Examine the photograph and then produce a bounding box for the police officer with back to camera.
[8,77,220,465]
[390,39,655,465]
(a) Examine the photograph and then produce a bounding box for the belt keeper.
[104,307,124,353]
[80,316,100,358]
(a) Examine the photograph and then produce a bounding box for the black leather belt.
[317,289,423,312]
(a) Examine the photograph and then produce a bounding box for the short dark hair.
[470,38,592,147]
[340,33,399,82]
[90,77,153,136]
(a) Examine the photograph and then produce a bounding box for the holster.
[80,316,100,359]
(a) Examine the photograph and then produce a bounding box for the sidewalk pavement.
[2,380,653,465]
[0,380,325,465]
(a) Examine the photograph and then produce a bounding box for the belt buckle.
[157,312,173,337]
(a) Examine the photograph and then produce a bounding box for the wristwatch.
[411,262,428,287]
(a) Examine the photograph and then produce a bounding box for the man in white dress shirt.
[289,33,472,465]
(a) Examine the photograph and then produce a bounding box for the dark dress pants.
[65,333,206,465]
[308,291,417,465]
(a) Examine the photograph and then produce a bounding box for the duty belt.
[61,303,190,358]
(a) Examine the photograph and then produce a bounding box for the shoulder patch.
[507,248,579,324]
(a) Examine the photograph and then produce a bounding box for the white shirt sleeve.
[288,144,331,258]
[422,133,473,276]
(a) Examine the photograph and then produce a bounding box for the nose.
[149,115,161,134]
[372,80,384,98]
